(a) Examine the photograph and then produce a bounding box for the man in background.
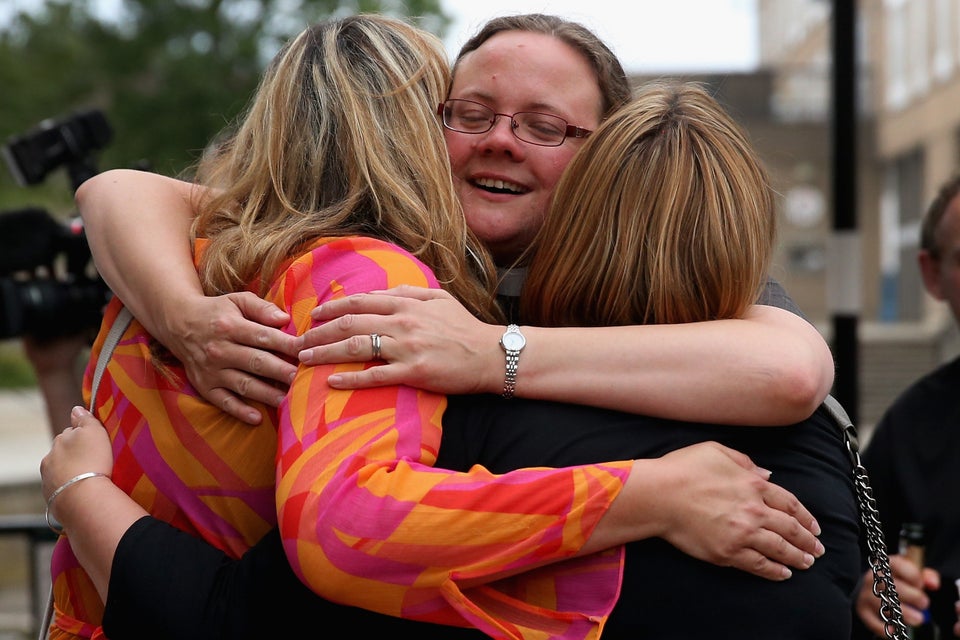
[853,174,960,639]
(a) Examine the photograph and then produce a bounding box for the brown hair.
[192,14,501,322]
[522,82,775,326]
[921,173,960,259]
[453,13,632,119]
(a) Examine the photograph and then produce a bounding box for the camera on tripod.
[0,109,114,341]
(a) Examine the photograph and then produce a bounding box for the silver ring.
[370,333,382,360]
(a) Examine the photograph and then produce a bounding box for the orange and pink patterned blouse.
[48,236,633,640]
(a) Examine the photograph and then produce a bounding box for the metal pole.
[829,0,860,422]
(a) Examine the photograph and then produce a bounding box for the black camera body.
[2,109,111,191]
[1,110,115,342]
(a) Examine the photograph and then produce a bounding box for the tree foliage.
[0,0,449,212]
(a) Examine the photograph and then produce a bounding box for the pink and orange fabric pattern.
[48,236,632,640]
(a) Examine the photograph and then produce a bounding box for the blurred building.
[633,0,960,426]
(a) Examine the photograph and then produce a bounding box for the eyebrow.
[451,91,573,118]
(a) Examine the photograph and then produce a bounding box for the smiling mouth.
[472,177,529,195]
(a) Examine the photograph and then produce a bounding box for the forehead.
[451,31,603,124]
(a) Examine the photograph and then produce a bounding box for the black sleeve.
[102,516,329,640]
[757,276,807,320]
[102,516,484,640]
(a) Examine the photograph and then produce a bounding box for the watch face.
[502,331,525,351]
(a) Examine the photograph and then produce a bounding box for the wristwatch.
[499,324,526,399]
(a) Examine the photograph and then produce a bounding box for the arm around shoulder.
[516,304,834,426]
[76,169,203,340]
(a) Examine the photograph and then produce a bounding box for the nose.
[478,115,525,157]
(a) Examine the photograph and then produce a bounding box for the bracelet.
[45,472,110,536]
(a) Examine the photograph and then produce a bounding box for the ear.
[918,249,945,301]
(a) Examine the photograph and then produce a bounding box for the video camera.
[0,110,114,341]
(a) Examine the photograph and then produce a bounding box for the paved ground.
[0,389,49,487]
[0,389,55,640]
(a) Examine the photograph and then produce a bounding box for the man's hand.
[855,554,940,636]
[158,293,300,424]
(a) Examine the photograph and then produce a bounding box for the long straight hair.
[522,82,776,326]
[192,15,501,323]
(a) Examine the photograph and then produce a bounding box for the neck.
[497,266,527,297]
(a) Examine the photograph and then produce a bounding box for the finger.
[709,442,772,478]
[761,482,822,538]
[228,317,300,360]
[230,292,290,327]
[309,287,447,321]
[726,547,793,582]
[201,338,298,386]
[223,370,287,408]
[237,344,299,384]
[921,567,941,591]
[70,406,100,430]
[299,319,389,359]
[708,442,822,538]
[203,388,265,426]
[749,517,820,571]
[900,604,929,627]
[371,285,450,301]
[310,294,399,322]
[894,578,932,614]
[327,364,395,390]
[300,335,381,365]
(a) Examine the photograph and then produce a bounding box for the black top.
[438,395,861,639]
[851,356,960,638]
[104,394,860,640]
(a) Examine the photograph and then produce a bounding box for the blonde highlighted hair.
[522,81,776,326]
[191,14,500,322]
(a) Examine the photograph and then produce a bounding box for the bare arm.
[76,170,834,426]
[584,441,822,579]
[40,406,148,601]
[76,170,299,424]
[300,287,834,426]
[76,170,198,335]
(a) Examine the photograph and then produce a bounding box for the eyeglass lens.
[442,99,571,146]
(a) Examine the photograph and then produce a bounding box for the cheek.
[946,267,960,293]
[444,131,469,174]
[537,147,579,189]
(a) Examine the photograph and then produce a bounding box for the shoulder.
[287,236,440,291]
[880,357,960,419]
[867,356,960,448]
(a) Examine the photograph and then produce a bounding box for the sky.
[0,0,759,74]
[440,0,759,73]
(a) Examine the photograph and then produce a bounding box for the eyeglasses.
[437,99,592,147]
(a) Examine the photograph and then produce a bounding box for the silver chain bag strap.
[822,395,909,640]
